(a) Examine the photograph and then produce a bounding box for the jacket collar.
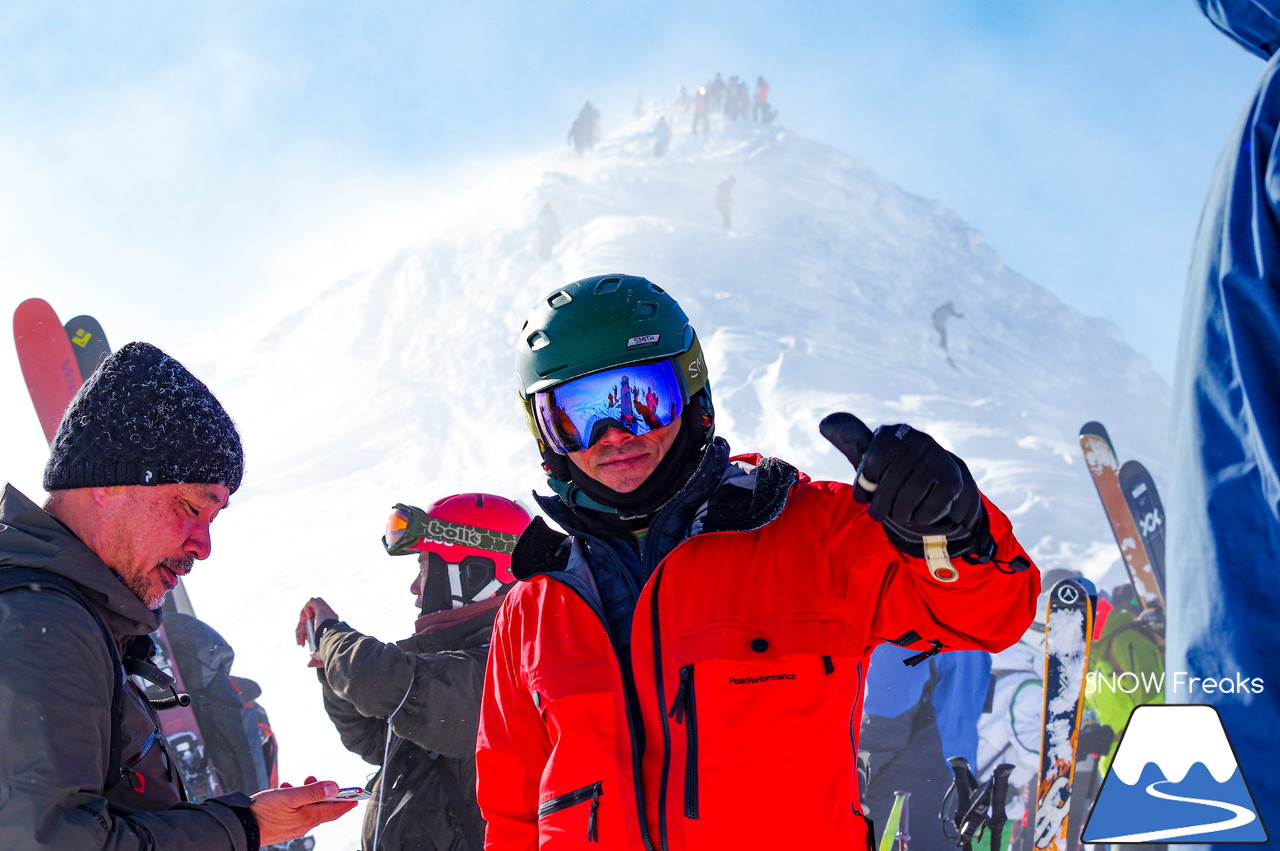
[404,593,504,653]
[0,483,161,637]
[512,441,801,580]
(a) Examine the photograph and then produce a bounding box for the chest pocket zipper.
[538,780,604,843]
[668,665,699,819]
[121,727,168,794]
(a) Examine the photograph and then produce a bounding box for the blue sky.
[0,2,1263,388]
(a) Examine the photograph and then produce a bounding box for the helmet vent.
[548,290,573,309]
[632,302,658,320]
[595,277,623,293]
[528,330,551,351]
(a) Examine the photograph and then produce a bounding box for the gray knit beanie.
[43,342,244,493]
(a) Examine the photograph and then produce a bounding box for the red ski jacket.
[477,451,1038,851]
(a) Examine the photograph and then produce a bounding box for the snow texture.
[159,110,1167,848]
[1043,606,1089,763]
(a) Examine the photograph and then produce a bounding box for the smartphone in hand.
[305,616,317,652]
[325,786,370,802]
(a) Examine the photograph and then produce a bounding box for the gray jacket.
[0,484,256,850]
[317,596,499,851]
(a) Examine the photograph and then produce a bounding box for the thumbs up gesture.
[820,413,988,559]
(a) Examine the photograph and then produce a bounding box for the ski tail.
[1078,422,1164,619]
[14,298,83,443]
[64,314,113,381]
[1117,460,1167,600]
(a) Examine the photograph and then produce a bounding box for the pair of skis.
[12,297,224,801]
[13,299,111,443]
[1029,424,1168,851]
[1078,421,1166,628]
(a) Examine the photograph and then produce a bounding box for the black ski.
[1117,460,1166,601]
[1033,577,1095,851]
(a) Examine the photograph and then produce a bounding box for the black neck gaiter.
[567,416,703,524]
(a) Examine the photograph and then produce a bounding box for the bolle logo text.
[424,518,483,548]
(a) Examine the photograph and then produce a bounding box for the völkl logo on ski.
[1081,704,1268,843]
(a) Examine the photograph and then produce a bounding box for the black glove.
[820,413,989,559]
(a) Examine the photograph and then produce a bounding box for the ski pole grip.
[819,412,875,489]
[946,755,977,815]
[990,763,1013,821]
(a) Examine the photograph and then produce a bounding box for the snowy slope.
[168,110,1169,848]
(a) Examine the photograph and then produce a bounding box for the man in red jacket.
[477,274,1040,850]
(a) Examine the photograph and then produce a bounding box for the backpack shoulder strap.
[0,567,126,791]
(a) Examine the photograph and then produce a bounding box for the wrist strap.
[314,618,344,646]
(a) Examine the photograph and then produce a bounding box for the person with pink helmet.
[296,493,532,851]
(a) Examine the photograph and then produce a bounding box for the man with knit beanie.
[0,342,356,850]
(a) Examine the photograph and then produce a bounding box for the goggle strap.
[399,513,521,555]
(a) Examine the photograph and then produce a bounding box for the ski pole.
[957,777,994,850]
[988,764,1013,851]
[878,792,906,851]
[896,790,911,851]
[947,755,979,850]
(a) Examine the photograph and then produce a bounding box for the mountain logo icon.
[1082,704,1268,843]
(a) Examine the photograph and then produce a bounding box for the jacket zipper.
[851,659,867,833]
[543,450,800,851]
[538,780,604,842]
[646,470,800,851]
[121,727,164,793]
[666,665,699,818]
[540,569,656,851]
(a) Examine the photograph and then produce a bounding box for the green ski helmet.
[516,274,713,478]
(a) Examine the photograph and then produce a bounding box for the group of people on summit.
[545,78,771,253]
[680,74,774,130]
[0,273,1041,851]
[568,74,774,161]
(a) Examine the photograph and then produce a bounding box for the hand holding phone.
[297,598,340,668]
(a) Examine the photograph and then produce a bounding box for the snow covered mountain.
[170,108,1170,848]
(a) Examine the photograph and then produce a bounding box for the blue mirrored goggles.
[533,359,685,454]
